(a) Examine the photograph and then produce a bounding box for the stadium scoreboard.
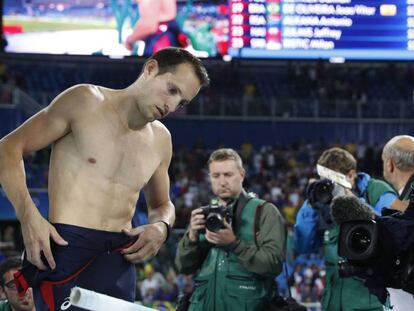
[228,0,414,60]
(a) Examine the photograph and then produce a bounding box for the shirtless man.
[125,0,188,55]
[0,47,209,310]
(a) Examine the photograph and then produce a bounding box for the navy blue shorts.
[15,224,136,311]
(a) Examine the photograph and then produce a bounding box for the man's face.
[209,160,245,201]
[2,268,34,311]
[345,169,357,188]
[138,61,201,122]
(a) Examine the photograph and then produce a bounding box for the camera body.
[199,201,232,233]
[337,199,414,302]
[307,179,346,207]
[306,179,346,231]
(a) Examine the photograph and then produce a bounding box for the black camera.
[338,220,379,261]
[307,179,335,206]
[307,179,346,207]
[337,191,414,303]
[199,201,232,233]
[306,179,346,231]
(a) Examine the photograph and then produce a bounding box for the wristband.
[157,220,171,242]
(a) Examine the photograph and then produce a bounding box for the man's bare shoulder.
[150,121,172,141]
[55,84,104,105]
[47,84,107,117]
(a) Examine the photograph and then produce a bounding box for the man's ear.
[347,169,357,181]
[0,285,5,299]
[240,168,246,181]
[388,158,395,173]
[143,59,159,76]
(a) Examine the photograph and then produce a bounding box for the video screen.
[228,0,414,60]
[2,0,229,57]
[3,0,414,60]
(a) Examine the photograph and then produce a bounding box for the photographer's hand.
[389,199,409,213]
[344,187,355,196]
[188,208,205,242]
[205,220,236,246]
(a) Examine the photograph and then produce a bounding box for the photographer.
[295,147,397,311]
[175,148,286,311]
[381,135,414,310]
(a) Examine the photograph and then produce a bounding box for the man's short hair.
[383,141,414,171]
[0,257,22,286]
[208,148,243,170]
[317,147,357,175]
[147,47,210,88]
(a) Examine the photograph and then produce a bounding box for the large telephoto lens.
[349,228,371,254]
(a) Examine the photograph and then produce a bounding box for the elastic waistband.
[52,223,134,251]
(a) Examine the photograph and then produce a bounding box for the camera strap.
[233,190,254,232]
[399,173,414,201]
[233,190,267,246]
[253,202,266,245]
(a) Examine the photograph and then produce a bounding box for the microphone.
[331,195,375,225]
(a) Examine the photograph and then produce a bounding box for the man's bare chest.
[60,122,162,189]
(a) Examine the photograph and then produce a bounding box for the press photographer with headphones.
[175,148,286,311]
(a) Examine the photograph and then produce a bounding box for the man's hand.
[205,220,236,246]
[343,187,355,196]
[125,35,135,51]
[390,199,409,213]
[20,207,68,270]
[188,208,205,242]
[121,222,166,263]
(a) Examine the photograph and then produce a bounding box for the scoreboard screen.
[228,0,414,60]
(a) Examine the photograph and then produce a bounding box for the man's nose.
[218,176,227,185]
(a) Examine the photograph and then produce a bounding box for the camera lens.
[205,213,223,232]
[349,228,371,254]
[314,180,334,205]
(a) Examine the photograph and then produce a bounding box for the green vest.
[188,198,273,311]
[321,227,384,311]
[366,178,395,206]
[0,300,12,311]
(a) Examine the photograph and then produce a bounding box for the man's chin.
[218,193,232,200]
[17,301,32,310]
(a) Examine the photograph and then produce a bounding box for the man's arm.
[228,203,286,277]
[0,87,84,269]
[125,0,161,50]
[389,199,409,213]
[122,127,175,263]
[125,0,177,50]
[294,200,323,254]
[175,207,211,274]
[366,178,399,214]
[175,231,212,274]
[373,192,399,214]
